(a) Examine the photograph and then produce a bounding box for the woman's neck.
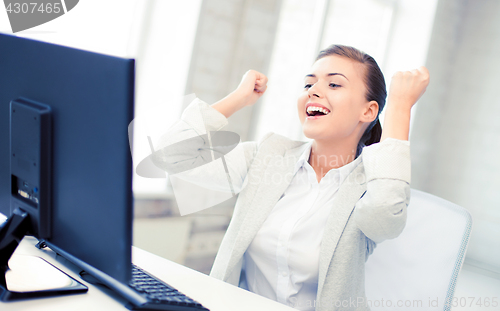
[308,138,358,181]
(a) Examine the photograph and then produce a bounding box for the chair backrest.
[365,188,472,311]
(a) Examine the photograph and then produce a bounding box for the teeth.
[306,106,330,116]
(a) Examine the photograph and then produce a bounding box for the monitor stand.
[0,98,88,301]
[0,208,88,301]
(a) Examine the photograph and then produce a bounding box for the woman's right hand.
[234,70,268,107]
[212,70,268,118]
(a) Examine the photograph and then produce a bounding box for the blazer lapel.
[223,140,308,281]
[316,162,367,299]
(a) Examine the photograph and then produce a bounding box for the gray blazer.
[154,99,411,311]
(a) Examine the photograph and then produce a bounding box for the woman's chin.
[302,127,323,140]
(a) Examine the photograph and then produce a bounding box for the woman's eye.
[304,84,312,89]
[330,83,340,88]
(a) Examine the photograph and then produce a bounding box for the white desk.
[2,237,296,311]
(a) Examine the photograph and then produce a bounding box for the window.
[4,0,202,198]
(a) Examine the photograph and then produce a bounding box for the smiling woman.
[299,46,385,164]
[153,44,429,311]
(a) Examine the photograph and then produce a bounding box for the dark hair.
[316,44,386,153]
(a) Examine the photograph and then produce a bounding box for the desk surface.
[2,236,296,311]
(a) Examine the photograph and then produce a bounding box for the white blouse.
[243,140,362,310]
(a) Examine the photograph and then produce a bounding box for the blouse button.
[282,271,287,277]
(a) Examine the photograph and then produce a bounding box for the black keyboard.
[127,264,209,311]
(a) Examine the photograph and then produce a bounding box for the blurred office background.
[2,0,499,300]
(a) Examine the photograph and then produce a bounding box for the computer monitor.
[0,33,135,293]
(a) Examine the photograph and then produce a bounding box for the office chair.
[364,188,472,311]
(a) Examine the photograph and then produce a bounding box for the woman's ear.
[360,100,379,123]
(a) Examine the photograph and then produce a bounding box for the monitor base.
[0,255,88,301]
[0,209,88,301]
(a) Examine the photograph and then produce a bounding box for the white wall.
[411,0,500,276]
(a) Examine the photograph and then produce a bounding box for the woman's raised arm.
[380,66,430,141]
[211,69,268,118]
[151,70,268,194]
[354,67,429,244]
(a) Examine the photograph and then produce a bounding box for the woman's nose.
[308,84,322,98]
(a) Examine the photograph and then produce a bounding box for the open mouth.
[306,106,330,117]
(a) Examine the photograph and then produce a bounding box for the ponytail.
[356,119,382,158]
[362,119,382,146]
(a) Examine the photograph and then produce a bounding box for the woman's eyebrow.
[328,73,349,80]
[304,73,349,81]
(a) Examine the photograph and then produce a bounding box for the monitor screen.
[0,33,135,284]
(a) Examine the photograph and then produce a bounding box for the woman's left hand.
[387,66,430,111]
[380,66,430,141]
